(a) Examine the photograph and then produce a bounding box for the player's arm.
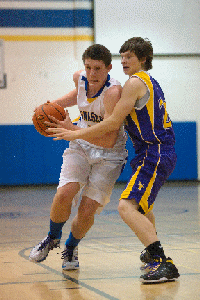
[86,85,122,148]
[77,84,122,148]
[47,85,122,147]
[76,77,146,138]
[47,77,145,141]
[76,79,137,137]
[50,89,77,108]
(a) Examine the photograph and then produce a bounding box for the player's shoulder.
[106,84,122,96]
[73,70,84,82]
[104,84,122,104]
[108,76,121,87]
[124,75,145,92]
[107,76,122,91]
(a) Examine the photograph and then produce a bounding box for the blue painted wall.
[0,122,197,186]
[0,9,93,28]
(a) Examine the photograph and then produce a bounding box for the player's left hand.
[45,110,74,130]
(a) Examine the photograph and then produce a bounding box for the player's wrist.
[76,128,88,139]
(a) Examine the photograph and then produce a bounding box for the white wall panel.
[94,0,200,54]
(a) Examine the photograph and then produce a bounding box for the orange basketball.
[32,102,66,136]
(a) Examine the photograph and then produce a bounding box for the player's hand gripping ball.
[32,102,66,136]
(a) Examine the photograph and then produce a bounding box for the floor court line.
[1,182,200,299]
[18,247,121,300]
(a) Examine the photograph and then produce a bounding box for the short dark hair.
[119,37,153,70]
[82,44,112,67]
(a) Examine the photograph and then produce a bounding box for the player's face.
[84,59,112,89]
[121,51,145,77]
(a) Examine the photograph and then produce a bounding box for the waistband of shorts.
[70,140,127,157]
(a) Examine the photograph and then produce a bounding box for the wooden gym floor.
[0,181,200,300]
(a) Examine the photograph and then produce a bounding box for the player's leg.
[118,199,165,271]
[71,196,100,239]
[139,149,179,283]
[146,210,155,227]
[62,149,126,270]
[140,210,156,263]
[118,199,179,283]
[50,182,80,223]
[118,199,158,247]
[29,182,80,263]
[118,146,179,283]
[118,148,161,250]
[29,144,89,263]
[62,196,100,270]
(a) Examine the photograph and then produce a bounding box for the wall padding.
[0,122,197,185]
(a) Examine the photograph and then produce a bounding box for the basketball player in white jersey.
[29,44,127,270]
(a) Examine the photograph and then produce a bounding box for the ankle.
[146,241,166,260]
[65,231,81,249]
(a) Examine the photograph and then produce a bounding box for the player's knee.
[118,199,128,217]
[54,188,71,206]
[118,198,139,217]
[55,188,66,202]
[55,183,80,204]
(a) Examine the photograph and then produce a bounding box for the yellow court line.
[0,35,94,41]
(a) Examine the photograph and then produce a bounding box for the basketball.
[32,102,66,136]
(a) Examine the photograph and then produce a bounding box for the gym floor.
[0,181,200,300]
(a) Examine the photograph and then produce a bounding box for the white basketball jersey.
[76,71,127,149]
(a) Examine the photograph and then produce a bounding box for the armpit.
[134,89,150,110]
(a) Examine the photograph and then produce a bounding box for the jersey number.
[160,99,172,129]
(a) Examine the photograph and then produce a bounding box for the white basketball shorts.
[58,140,127,213]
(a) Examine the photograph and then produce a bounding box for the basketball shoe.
[29,235,60,262]
[140,256,161,272]
[140,249,153,264]
[140,257,180,283]
[62,246,79,270]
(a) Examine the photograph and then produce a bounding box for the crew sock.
[65,231,81,249]
[48,219,66,240]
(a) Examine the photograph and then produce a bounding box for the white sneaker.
[62,246,79,270]
[29,235,60,263]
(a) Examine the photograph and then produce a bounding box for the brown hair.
[82,44,112,67]
[119,37,153,70]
